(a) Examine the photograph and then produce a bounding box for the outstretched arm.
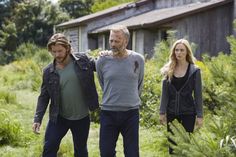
[33,70,50,132]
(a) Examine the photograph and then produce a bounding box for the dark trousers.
[43,115,90,157]
[99,109,139,157]
[167,114,196,154]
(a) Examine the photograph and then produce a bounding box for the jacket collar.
[71,52,80,61]
[188,63,199,78]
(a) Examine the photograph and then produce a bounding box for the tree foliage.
[91,0,134,13]
[13,0,69,47]
[0,0,23,28]
[59,0,94,18]
[0,21,17,64]
[0,0,69,64]
[0,21,17,51]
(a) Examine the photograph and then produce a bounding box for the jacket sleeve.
[159,79,168,115]
[88,55,96,72]
[74,52,96,72]
[33,70,50,124]
[194,70,203,118]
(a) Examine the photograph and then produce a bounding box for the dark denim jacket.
[34,52,99,124]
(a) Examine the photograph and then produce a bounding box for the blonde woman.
[159,39,203,154]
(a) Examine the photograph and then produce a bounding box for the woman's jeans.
[167,114,196,154]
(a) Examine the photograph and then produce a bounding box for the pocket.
[48,79,57,88]
[47,78,59,94]
[77,60,90,70]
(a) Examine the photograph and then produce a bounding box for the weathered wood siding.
[64,28,79,52]
[78,1,155,51]
[58,0,234,57]
[173,3,233,58]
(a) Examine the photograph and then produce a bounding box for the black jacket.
[159,64,203,118]
[34,52,99,124]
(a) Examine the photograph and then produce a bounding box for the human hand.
[99,50,112,56]
[32,122,41,134]
[159,114,167,125]
[196,117,203,128]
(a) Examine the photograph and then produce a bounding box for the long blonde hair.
[160,39,196,81]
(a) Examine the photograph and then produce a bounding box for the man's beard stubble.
[111,46,126,56]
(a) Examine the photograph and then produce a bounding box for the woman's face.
[174,43,187,62]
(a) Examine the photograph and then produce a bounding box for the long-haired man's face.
[174,43,187,62]
[109,31,127,53]
[50,44,69,63]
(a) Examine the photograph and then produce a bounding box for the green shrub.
[0,109,22,146]
[198,34,236,112]
[169,119,235,157]
[220,135,236,154]
[14,42,40,60]
[0,90,17,104]
[201,54,236,112]
[3,60,42,91]
[33,48,52,68]
[140,59,162,127]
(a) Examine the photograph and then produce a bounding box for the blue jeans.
[99,109,139,157]
[43,115,90,157]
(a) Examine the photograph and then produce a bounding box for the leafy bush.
[0,90,17,104]
[33,48,51,67]
[0,59,42,91]
[140,59,162,127]
[201,53,236,111]
[14,43,40,60]
[0,109,22,146]
[169,119,235,157]
[220,135,236,154]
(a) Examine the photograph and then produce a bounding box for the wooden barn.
[56,0,235,59]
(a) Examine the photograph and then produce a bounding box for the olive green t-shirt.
[57,60,89,120]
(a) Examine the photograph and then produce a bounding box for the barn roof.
[56,0,149,28]
[90,0,232,33]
